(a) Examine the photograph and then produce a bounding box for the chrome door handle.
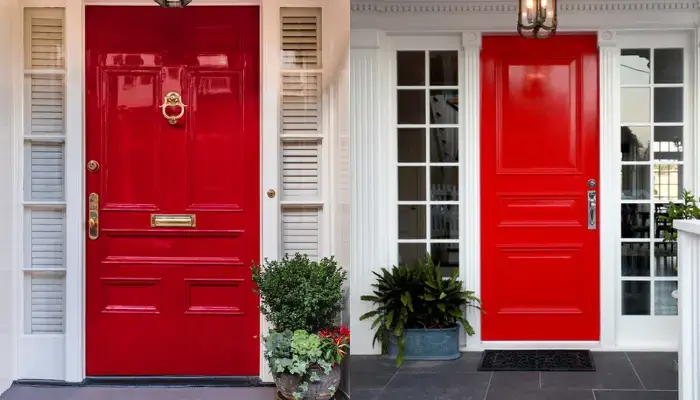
[588,190,597,230]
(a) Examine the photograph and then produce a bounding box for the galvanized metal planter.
[386,325,461,361]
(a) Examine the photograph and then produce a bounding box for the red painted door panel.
[480,35,600,341]
[85,6,260,375]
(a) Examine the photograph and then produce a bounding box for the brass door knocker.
[160,91,186,125]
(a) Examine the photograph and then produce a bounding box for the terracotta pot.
[274,365,342,400]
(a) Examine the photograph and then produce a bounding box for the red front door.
[85,6,260,375]
[480,35,600,341]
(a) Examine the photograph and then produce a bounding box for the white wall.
[0,0,18,394]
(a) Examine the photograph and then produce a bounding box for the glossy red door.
[480,35,600,341]
[85,6,260,375]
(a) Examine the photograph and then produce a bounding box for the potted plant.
[252,253,348,400]
[359,254,481,366]
[658,189,700,302]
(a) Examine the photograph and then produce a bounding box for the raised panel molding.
[351,1,699,13]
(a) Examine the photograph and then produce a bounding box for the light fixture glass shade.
[153,0,192,7]
[517,0,557,39]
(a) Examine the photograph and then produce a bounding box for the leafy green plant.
[251,253,347,332]
[359,254,482,366]
[658,189,700,242]
[264,329,340,399]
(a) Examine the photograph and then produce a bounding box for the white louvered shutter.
[281,8,321,69]
[279,8,324,260]
[23,8,67,335]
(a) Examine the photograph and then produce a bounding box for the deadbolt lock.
[87,160,100,172]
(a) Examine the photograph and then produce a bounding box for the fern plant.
[359,254,482,366]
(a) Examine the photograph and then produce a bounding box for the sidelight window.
[620,46,685,316]
[396,49,461,276]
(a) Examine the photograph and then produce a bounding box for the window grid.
[620,47,683,317]
[396,50,460,274]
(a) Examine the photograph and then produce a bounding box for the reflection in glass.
[398,129,426,163]
[429,51,459,86]
[430,166,458,201]
[654,164,683,202]
[621,87,650,123]
[654,126,683,162]
[431,243,459,277]
[655,281,678,316]
[621,242,650,277]
[655,203,672,239]
[655,242,678,277]
[620,49,650,85]
[398,166,426,201]
[621,165,651,200]
[621,126,651,161]
[398,242,426,267]
[430,128,458,163]
[431,205,458,240]
[621,203,651,239]
[622,280,650,315]
[397,51,425,86]
[654,48,683,84]
[398,90,426,125]
[398,205,426,240]
[429,90,458,125]
[654,87,683,123]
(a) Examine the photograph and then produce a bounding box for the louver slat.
[29,272,65,333]
[282,208,320,260]
[25,10,64,69]
[29,75,65,136]
[26,142,65,201]
[282,141,319,199]
[281,73,321,136]
[281,9,321,69]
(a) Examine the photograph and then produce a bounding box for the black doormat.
[477,350,596,371]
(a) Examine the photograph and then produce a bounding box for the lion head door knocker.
[160,91,186,125]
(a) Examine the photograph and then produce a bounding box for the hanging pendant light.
[517,0,557,39]
[153,0,192,7]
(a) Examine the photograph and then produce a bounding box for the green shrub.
[251,253,347,332]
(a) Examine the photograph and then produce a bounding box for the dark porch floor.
[350,351,678,400]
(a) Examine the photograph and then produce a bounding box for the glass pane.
[430,166,458,201]
[621,126,651,161]
[654,281,678,316]
[398,205,426,240]
[621,242,650,277]
[429,90,458,125]
[397,90,425,125]
[398,166,426,201]
[654,87,683,123]
[431,205,458,240]
[429,51,458,86]
[621,88,650,123]
[621,49,650,85]
[430,128,458,163]
[431,243,459,277]
[397,51,425,86]
[621,203,651,239]
[655,242,678,277]
[654,126,683,162]
[655,203,673,240]
[398,128,426,163]
[654,164,683,202]
[621,165,651,200]
[622,281,651,315]
[654,49,683,84]
[398,242,426,267]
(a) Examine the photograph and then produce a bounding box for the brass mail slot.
[150,214,196,228]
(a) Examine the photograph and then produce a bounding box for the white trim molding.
[597,29,620,349]
[351,1,700,13]
[460,31,481,349]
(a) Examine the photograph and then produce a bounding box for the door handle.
[587,190,597,230]
[88,192,99,240]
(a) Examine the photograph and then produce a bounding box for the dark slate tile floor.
[350,352,678,400]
